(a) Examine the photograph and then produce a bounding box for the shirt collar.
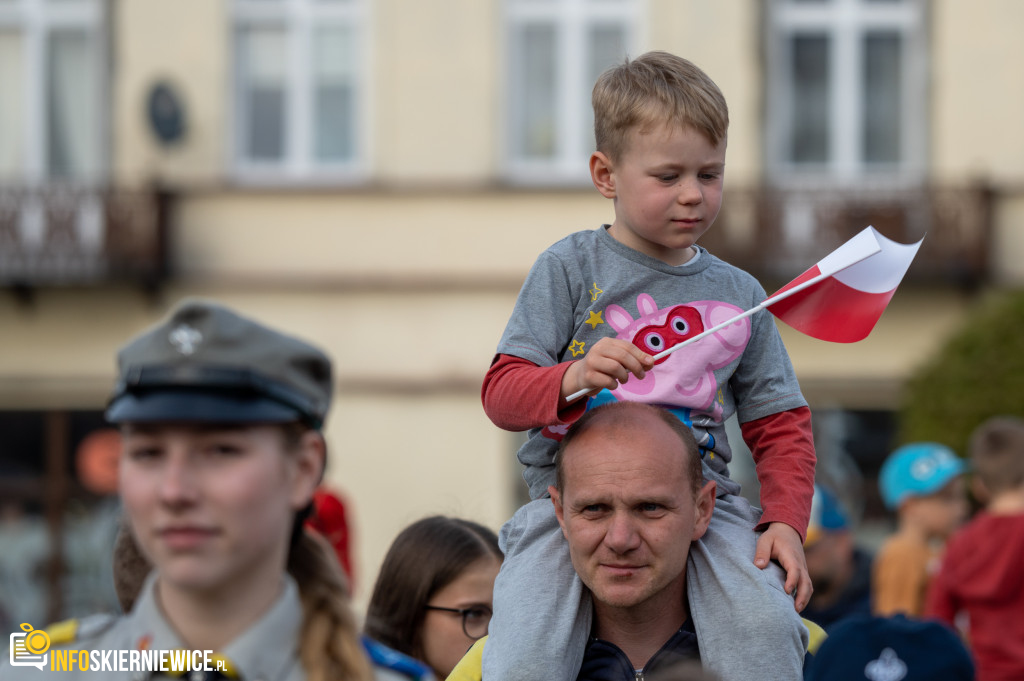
[126,571,303,681]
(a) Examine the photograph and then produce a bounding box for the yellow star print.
[589,283,603,302]
[585,311,604,329]
[569,339,586,357]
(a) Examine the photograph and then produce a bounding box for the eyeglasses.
[424,605,493,640]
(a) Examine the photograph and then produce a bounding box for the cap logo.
[169,324,203,356]
[864,648,907,681]
[910,456,938,481]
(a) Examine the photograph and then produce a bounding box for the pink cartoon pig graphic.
[604,294,750,419]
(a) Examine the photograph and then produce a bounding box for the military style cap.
[106,299,333,428]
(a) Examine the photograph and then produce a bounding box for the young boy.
[926,417,1024,681]
[482,51,815,680]
[873,442,967,617]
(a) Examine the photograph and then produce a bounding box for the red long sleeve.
[740,406,816,540]
[481,354,588,431]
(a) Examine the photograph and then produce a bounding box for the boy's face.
[593,123,726,266]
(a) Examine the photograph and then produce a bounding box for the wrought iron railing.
[0,185,170,289]
[705,183,993,290]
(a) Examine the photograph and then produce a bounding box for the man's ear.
[290,431,326,510]
[590,151,616,199]
[693,480,716,540]
[549,485,569,540]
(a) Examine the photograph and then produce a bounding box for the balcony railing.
[0,185,170,290]
[705,183,993,290]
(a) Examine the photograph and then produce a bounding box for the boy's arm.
[741,406,816,538]
[742,406,816,611]
[481,354,588,431]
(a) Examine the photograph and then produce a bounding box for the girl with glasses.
[365,516,503,679]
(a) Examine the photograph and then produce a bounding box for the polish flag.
[764,226,924,342]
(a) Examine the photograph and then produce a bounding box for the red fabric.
[483,353,815,540]
[741,407,816,540]
[306,487,354,591]
[481,353,587,431]
[926,512,1024,681]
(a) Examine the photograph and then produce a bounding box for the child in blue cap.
[872,442,968,617]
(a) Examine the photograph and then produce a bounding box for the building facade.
[1,0,1021,626]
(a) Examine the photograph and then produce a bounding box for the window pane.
[313,25,355,162]
[47,30,101,179]
[585,24,626,153]
[240,27,287,161]
[863,32,902,164]
[511,23,557,159]
[0,31,24,178]
[789,34,830,164]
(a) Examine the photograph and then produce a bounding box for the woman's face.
[420,555,501,679]
[119,423,321,595]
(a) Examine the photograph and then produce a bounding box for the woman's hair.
[364,515,503,661]
[113,422,373,681]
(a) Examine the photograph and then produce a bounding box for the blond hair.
[593,51,729,162]
[969,416,1024,496]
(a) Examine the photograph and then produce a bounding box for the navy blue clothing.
[576,619,700,681]
[803,548,873,633]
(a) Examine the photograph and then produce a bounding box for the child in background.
[926,416,1024,681]
[873,442,967,617]
[482,51,814,681]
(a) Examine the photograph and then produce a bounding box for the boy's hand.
[560,338,655,401]
[754,521,812,612]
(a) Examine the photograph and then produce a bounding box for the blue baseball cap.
[805,614,974,681]
[805,484,849,547]
[879,442,966,510]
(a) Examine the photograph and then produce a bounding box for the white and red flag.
[764,226,924,342]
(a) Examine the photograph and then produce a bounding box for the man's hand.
[754,521,812,612]
[560,337,654,401]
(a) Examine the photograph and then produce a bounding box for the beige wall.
[114,0,229,186]
[931,0,1024,184]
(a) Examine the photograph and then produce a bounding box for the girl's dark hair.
[364,515,502,661]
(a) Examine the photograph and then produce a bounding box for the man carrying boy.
[551,402,714,679]
[482,51,814,680]
[926,416,1024,681]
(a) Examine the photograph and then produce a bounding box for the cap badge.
[864,647,907,681]
[169,324,203,356]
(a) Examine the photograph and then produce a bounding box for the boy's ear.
[590,151,616,199]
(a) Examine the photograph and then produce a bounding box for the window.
[0,0,106,184]
[232,0,367,182]
[764,0,927,184]
[504,0,638,185]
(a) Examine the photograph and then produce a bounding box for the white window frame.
[764,0,928,187]
[503,0,640,186]
[0,0,107,185]
[231,0,370,185]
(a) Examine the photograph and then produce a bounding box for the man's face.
[550,414,715,615]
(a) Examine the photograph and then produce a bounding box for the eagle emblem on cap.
[865,648,907,681]
[169,324,203,355]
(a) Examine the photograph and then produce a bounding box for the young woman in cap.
[0,299,397,681]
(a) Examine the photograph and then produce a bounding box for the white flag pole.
[563,248,880,404]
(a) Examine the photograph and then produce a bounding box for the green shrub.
[899,289,1024,453]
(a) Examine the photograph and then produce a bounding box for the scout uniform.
[1,300,420,681]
